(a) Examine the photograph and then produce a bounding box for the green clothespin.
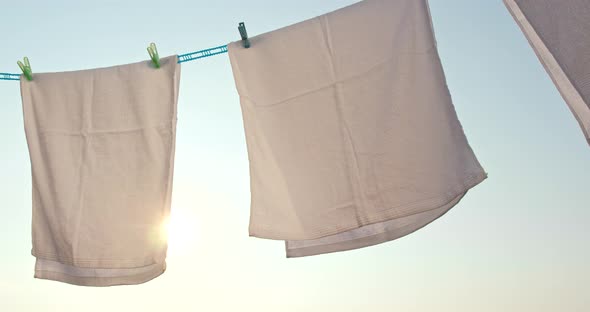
[238,22,250,48]
[147,43,160,68]
[17,57,33,81]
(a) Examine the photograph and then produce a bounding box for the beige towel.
[505,0,590,145]
[228,0,487,257]
[20,56,181,286]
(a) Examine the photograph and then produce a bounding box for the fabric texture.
[228,0,487,257]
[504,0,590,145]
[20,56,181,286]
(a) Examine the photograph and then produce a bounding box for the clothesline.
[0,44,230,82]
[1,22,250,82]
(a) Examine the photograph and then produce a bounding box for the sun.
[159,207,198,257]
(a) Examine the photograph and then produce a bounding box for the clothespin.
[238,22,250,48]
[147,43,160,68]
[17,57,33,81]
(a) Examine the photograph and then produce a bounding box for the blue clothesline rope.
[178,45,228,63]
[0,44,230,81]
[0,73,21,81]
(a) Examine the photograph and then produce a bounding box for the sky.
[0,0,588,311]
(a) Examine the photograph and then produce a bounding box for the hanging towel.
[504,0,590,145]
[20,56,181,286]
[228,0,487,257]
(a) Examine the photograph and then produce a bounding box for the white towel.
[228,0,487,257]
[20,56,181,286]
[505,0,590,145]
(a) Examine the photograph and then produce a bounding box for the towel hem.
[31,250,165,268]
[285,191,466,257]
[249,171,487,241]
[34,260,166,287]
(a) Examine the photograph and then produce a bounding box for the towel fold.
[228,0,487,257]
[20,56,181,286]
[505,0,590,145]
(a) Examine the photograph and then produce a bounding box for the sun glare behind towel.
[160,208,198,257]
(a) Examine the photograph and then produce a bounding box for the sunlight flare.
[160,208,198,257]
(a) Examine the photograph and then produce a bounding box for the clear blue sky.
[1,0,588,311]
